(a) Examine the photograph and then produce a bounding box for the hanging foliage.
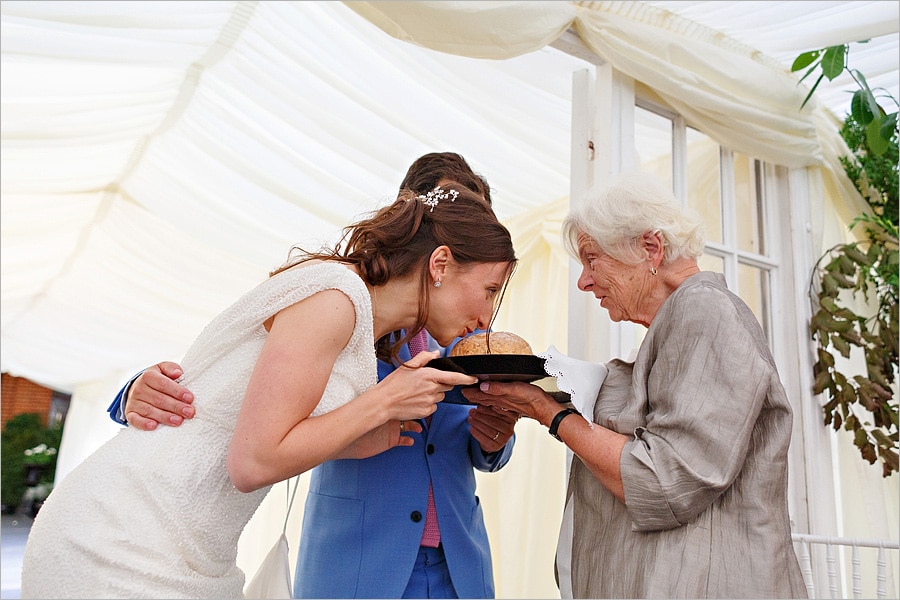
[796,43,899,477]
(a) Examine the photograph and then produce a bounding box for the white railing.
[792,533,900,599]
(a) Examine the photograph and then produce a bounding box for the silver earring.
[650,267,658,276]
[434,280,442,288]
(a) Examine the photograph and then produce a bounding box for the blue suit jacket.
[294,342,515,599]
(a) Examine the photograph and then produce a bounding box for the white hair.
[562,171,706,265]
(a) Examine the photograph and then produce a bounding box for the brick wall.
[1,373,54,430]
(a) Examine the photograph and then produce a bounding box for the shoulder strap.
[282,476,300,534]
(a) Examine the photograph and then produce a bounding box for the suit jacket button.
[411,511,423,522]
[427,444,435,455]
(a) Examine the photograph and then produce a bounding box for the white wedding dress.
[21,262,376,599]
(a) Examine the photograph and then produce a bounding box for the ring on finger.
[400,421,405,432]
[492,430,500,441]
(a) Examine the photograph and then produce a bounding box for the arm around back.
[119,362,195,431]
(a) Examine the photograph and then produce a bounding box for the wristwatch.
[548,407,580,442]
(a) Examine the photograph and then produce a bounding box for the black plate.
[427,354,549,382]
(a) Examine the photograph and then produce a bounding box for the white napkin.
[538,345,608,424]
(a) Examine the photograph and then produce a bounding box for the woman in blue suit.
[107,153,520,598]
[296,334,515,598]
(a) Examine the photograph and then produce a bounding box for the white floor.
[0,514,30,599]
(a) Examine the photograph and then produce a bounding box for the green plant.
[838,112,899,229]
[1,413,63,510]
[796,44,899,477]
[809,215,899,477]
[23,443,58,466]
[792,42,898,157]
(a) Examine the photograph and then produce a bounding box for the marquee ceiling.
[645,1,898,119]
[1,1,897,393]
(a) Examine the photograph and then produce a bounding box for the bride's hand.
[349,419,424,458]
[374,350,477,421]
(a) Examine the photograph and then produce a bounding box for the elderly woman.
[464,172,807,598]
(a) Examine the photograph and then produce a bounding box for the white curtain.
[54,379,126,484]
[481,196,573,598]
[347,0,870,237]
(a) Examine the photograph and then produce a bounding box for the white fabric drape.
[346,0,870,234]
[478,196,573,598]
[1,0,581,392]
[53,380,125,484]
[345,1,578,59]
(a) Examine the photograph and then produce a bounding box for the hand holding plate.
[377,350,478,421]
[462,380,559,425]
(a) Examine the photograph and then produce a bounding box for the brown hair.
[399,152,492,204]
[275,183,516,361]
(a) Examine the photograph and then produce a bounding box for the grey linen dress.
[566,271,807,598]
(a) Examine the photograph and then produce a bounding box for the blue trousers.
[402,545,458,599]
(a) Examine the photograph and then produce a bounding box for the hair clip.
[417,186,459,212]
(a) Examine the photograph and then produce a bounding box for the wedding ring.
[492,430,500,441]
[400,421,405,432]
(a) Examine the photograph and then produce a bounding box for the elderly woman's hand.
[462,381,558,425]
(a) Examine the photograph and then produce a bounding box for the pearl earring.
[434,280,442,288]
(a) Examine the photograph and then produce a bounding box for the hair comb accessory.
[417,186,458,212]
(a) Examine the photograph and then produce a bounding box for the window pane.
[635,106,672,189]
[738,263,770,337]
[686,127,722,244]
[734,154,765,255]
[698,253,724,274]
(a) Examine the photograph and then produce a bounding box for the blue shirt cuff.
[107,371,143,426]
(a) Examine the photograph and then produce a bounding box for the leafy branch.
[809,219,899,477]
[792,43,898,156]
[797,43,899,476]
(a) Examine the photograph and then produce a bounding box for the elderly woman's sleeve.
[620,285,776,531]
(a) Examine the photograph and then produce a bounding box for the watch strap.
[549,407,580,442]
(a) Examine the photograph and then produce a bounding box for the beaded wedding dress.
[21,262,375,599]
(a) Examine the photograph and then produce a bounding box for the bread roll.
[449,332,533,356]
